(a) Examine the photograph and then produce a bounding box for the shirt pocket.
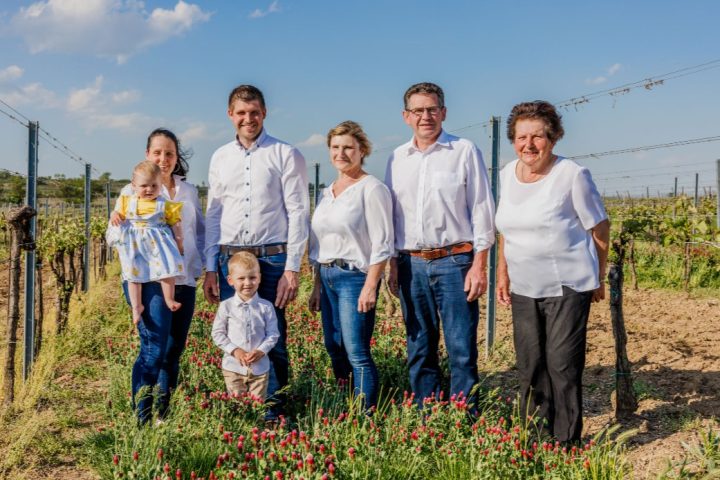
[431,171,461,188]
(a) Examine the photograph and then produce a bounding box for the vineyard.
[0,194,718,479]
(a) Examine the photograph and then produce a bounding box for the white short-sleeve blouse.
[495,157,607,298]
[309,175,394,273]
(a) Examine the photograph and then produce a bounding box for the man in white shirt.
[204,84,310,419]
[385,82,495,409]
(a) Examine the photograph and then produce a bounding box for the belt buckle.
[258,246,266,257]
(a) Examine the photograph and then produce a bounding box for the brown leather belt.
[220,243,287,257]
[403,242,473,261]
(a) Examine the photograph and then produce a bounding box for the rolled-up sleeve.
[281,147,310,272]
[364,183,395,265]
[465,145,496,252]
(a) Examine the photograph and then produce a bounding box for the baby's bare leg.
[128,281,144,325]
[160,277,181,312]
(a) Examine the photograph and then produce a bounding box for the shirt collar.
[406,129,451,154]
[233,292,260,307]
[235,129,268,152]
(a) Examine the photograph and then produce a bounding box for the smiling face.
[227,264,261,301]
[228,98,266,146]
[513,118,556,172]
[131,171,161,200]
[145,134,178,180]
[403,92,446,148]
[329,134,364,176]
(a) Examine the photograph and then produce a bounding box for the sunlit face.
[329,135,364,175]
[146,135,178,179]
[228,99,266,145]
[227,265,261,300]
[513,119,556,170]
[131,172,161,200]
[402,93,446,146]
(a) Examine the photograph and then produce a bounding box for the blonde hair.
[326,120,373,161]
[228,252,260,274]
[132,160,161,181]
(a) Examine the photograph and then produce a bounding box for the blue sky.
[1,0,719,197]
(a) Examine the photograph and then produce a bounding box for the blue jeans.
[396,252,479,408]
[123,282,171,423]
[218,251,288,418]
[319,264,379,410]
[157,284,195,418]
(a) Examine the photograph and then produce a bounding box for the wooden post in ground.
[608,240,638,419]
[3,206,36,405]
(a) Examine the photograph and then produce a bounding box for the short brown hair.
[228,252,260,274]
[228,85,266,109]
[132,160,161,180]
[506,101,564,144]
[326,120,373,162]
[403,82,445,109]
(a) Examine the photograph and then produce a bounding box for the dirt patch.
[482,287,720,478]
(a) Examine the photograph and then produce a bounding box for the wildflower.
[112,454,119,465]
[347,447,356,459]
[157,449,164,460]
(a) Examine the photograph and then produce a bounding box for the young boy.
[212,252,280,399]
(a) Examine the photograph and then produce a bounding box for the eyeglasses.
[405,106,443,117]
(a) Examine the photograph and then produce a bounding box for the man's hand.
[464,251,488,302]
[388,258,399,297]
[275,270,298,308]
[203,271,220,304]
[245,349,265,365]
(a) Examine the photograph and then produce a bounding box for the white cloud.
[9,0,211,64]
[249,0,281,19]
[0,82,60,108]
[111,89,141,104]
[585,63,623,86]
[0,65,24,82]
[298,133,325,148]
[67,76,103,112]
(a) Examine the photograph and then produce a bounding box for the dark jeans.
[511,286,592,443]
[397,251,479,408]
[218,251,288,418]
[319,264,379,410]
[124,281,195,423]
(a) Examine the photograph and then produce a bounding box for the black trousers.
[511,286,592,443]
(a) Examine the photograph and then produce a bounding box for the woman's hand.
[308,284,321,313]
[357,284,377,313]
[110,210,125,226]
[496,270,512,307]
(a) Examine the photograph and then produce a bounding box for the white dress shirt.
[384,130,495,253]
[309,175,394,273]
[211,293,280,375]
[495,157,608,298]
[118,175,205,287]
[205,129,310,272]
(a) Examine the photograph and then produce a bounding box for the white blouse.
[495,157,607,298]
[309,175,394,273]
[119,175,205,287]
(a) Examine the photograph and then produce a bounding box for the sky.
[1,0,719,198]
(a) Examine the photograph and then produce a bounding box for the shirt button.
[245,214,249,217]
[245,198,249,201]
[246,182,250,186]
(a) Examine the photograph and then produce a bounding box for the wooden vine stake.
[608,238,638,419]
[3,206,36,406]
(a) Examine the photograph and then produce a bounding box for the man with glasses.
[385,82,495,409]
[204,84,309,421]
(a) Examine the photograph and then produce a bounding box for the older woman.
[113,128,205,423]
[308,121,394,410]
[495,101,609,443]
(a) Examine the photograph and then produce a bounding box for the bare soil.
[482,287,720,478]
